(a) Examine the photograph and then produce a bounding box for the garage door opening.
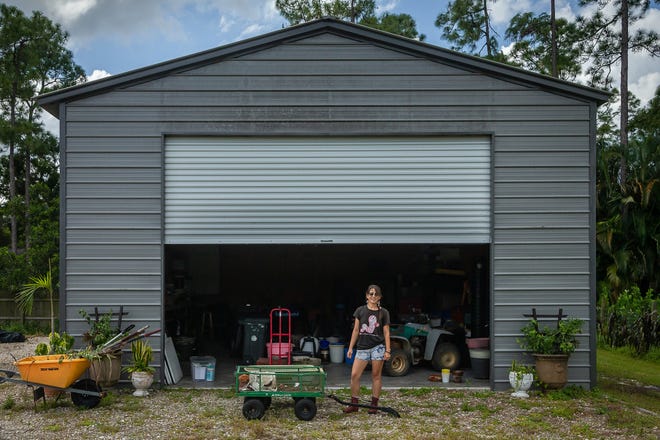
[164,243,489,379]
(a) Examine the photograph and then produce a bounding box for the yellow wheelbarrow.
[1,355,103,409]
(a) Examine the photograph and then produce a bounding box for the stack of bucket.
[467,337,490,379]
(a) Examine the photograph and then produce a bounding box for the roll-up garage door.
[164,137,491,244]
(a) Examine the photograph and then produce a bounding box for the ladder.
[269,307,292,365]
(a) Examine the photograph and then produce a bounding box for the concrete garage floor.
[170,359,490,390]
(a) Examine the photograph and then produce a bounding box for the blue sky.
[8,0,659,118]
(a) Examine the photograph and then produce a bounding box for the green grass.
[595,346,660,433]
[598,347,660,386]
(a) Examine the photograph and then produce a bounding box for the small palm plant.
[15,259,57,334]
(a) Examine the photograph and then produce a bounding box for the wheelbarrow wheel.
[70,378,102,409]
[294,397,317,421]
[242,398,266,420]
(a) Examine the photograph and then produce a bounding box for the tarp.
[0,330,26,343]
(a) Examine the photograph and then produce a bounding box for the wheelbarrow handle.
[326,394,401,418]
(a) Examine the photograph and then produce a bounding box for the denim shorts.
[355,344,386,361]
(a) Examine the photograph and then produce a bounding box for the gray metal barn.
[38,18,608,389]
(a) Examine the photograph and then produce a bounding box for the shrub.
[519,318,583,355]
[601,286,658,355]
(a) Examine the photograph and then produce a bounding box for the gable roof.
[38,17,610,117]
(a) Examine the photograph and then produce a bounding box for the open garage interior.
[164,243,490,375]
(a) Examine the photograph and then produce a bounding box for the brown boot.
[343,397,359,413]
[368,396,379,414]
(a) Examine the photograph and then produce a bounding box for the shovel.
[326,394,401,417]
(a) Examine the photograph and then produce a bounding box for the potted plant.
[35,331,75,356]
[518,317,583,389]
[80,309,122,387]
[508,360,535,398]
[124,339,155,396]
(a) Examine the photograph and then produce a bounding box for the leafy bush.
[519,318,583,355]
[600,285,658,355]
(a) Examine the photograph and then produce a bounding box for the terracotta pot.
[43,387,63,399]
[533,353,569,390]
[131,371,154,397]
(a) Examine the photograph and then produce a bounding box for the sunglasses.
[367,292,380,297]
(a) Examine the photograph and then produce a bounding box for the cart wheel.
[294,397,317,421]
[244,396,271,410]
[242,398,266,420]
[70,379,102,409]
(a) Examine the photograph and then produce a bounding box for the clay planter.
[89,354,121,388]
[533,353,569,390]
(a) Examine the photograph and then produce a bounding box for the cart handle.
[326,394,401,418]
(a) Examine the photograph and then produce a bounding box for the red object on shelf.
[269,307,292,365]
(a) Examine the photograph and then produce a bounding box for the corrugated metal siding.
[60,31,595,387]
[164,137,491,244]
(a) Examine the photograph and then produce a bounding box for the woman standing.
[344,284,391,414]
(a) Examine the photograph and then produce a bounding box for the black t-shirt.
[353,305,390,350]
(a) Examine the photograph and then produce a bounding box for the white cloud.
[489,0,533,26]
[88,69,112,82]
[238,23,267,40]
[631,72,660,107]
[218,15,234,33]
[41,112,60,138]
[378,1,400,14]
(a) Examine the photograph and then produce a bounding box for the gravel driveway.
[1,338,657,439]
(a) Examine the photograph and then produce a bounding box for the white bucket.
[329,343,345,363]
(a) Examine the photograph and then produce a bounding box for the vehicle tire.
[431,342,461,371]
[70,379,102,409]
[384,348,411,377]
[242,398,266,420]
[244,396,272,410]
[294,397,317,421]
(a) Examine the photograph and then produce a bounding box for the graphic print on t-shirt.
[360,314,379,334]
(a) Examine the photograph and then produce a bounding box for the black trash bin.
[239,318,268,364]
[469,349,490,379]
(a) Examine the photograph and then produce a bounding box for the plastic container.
[329,343,344,363]
[190,356,215,382]
[266,342,292,358]
[469,349,490,379]
[441,368,450,383]
[205,365,215,381]
[344,347,354,365]
[466,337,490,349]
